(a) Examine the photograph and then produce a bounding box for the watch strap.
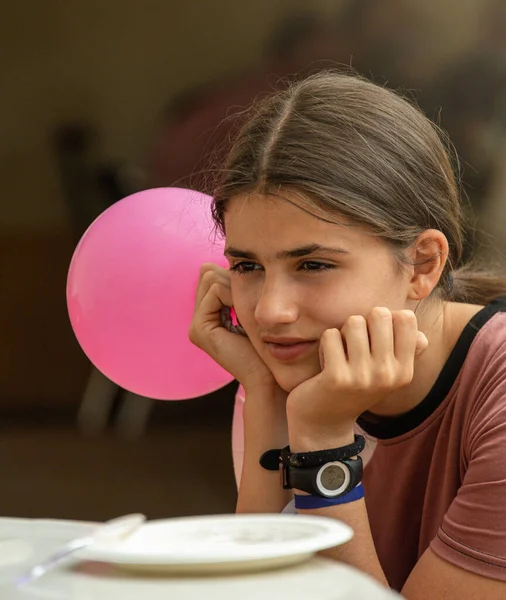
[282,434,365,468]
[259,448,282,471]
[259,435,365,471]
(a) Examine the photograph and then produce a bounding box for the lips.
[262,338,317,362]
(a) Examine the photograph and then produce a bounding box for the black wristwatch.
[259,435,365,499]
[282,456,363,498]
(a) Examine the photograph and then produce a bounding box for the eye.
[230,261,263,274]
[299,261,336,272]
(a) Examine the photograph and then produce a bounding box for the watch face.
[321,465,346,491]
[317,462,350,497]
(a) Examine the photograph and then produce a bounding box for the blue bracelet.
[294,483,364,510]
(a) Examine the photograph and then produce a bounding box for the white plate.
[79,513,353,574]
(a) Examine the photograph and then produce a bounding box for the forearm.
[289,427,388,586]
[236,385,292,514]
[297,498,387,585]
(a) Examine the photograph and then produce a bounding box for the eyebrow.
[224,243,350,260]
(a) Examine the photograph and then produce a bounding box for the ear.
[407,230,449,301]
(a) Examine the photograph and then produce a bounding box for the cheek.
[313,298,352,329]
[310,274,404,326]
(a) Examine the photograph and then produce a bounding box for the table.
[0,517,400,600]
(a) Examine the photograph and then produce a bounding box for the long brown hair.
[212,71,506,305]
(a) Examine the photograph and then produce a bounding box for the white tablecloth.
[0,517,400,600]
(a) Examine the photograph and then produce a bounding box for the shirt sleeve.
[431,340,506,581]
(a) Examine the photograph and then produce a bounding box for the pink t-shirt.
[359,298,506,590]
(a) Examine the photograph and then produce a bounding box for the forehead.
[223,193,368,251]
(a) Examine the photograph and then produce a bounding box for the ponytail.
[447,263,506,305]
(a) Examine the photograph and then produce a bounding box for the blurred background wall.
[1,0,506,521]
[1,0,321,410]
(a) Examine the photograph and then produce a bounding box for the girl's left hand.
[286,307,428,447]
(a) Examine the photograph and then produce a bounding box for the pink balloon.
[67,187,234,400]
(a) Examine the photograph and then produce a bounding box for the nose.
[254,275,299,328]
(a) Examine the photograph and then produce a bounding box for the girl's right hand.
[189,263,276,391]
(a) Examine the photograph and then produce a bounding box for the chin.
[271,364,319,393]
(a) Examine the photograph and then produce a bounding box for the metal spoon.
[15,513,146,587]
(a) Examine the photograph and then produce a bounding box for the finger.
[367,307,394,360]
[189,281,244,353]
[319,328,347,371]
[415,331,429,357]
[341,315,370,365]
[196,280,234,327]
[392,310,419,362]
[194,264,230,310]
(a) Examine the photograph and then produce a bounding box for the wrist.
[288,421,355,453]
[238,364,279,394]
[242,381,287,403]
[242,384,288,448]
